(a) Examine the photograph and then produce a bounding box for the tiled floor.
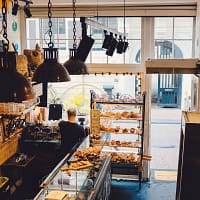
[110,170,177,200]
[110,105,182,200]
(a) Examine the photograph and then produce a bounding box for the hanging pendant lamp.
[0,0,35,102]
[33,0,70,107]
[64,0,89,75]
[33,47,71,83]
[33,0,70,83]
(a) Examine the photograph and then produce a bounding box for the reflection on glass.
[155,17,173,40]
[154,17,194,59]
[47,75,138,117]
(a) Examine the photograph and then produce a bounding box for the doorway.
[149,73,192,198]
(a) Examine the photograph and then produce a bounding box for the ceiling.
[27,0,197,7]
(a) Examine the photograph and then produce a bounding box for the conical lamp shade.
[33,48,70,107]
[64,58,89,75]
[0,52,35,102]
[64,49,89,75]
[33,48,71,83]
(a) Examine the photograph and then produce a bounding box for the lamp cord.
[96,0,99,21]
[2,0,9,51]
[72,0,77,49]
[123,0,126,41]
[48,0,54,48]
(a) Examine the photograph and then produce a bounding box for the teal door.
[135,40,183,108]
[156,40,183,108]
[158,74,182,108]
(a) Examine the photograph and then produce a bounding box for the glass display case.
[34,136,111,200]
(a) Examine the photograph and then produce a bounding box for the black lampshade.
[33,48,71,83]
[33,48,70,107]
[64,49,89,75]
[64,57,89,75]
[0,52,35,102]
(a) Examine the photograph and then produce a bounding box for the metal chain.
[48,0,54,48]
[72,0,76,49]
[2,0,9,50]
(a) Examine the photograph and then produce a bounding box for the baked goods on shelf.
[101,152,140,164]
[74,147,101,161]
[92,139,141,148]
[91,139,110,146]
[130,127,136,133]
[122,128,129,133]
[110,140,141,148]
[90,133,101,140]
[121,111,129,118]
[100,111,142,119]
[114,126,120,132]
[100,125,141,135]
[114,112,121,120]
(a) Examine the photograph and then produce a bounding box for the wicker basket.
[0,135,18,165]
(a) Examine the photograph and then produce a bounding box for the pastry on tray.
[121,111,129,118]
[45,190,68,200]
[60,160,93,171]
[122,128,129,133]
[130,127,136,133]
[114,112,121,120]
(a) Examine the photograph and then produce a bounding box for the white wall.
[0,4,21,52]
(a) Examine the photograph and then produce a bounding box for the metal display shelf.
[90,91,146,190]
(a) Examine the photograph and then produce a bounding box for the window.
[154,17,195,59]
[26,17,141,64]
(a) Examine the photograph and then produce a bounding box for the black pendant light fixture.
[64,0,89,75]
[33,0,70,83]
[33,0,70,106]
[0,0,35,102]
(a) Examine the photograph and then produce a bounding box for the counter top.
[2,153,35,168]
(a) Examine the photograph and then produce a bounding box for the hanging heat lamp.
[63,0,89,75]
[0,0,35,102]
[33,0,70,106]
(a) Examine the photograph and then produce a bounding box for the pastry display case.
[34,136,111,200]
[90,91,146,189]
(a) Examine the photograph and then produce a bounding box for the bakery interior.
[0,0,200,199]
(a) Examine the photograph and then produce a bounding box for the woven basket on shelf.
[0,135,19,165]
